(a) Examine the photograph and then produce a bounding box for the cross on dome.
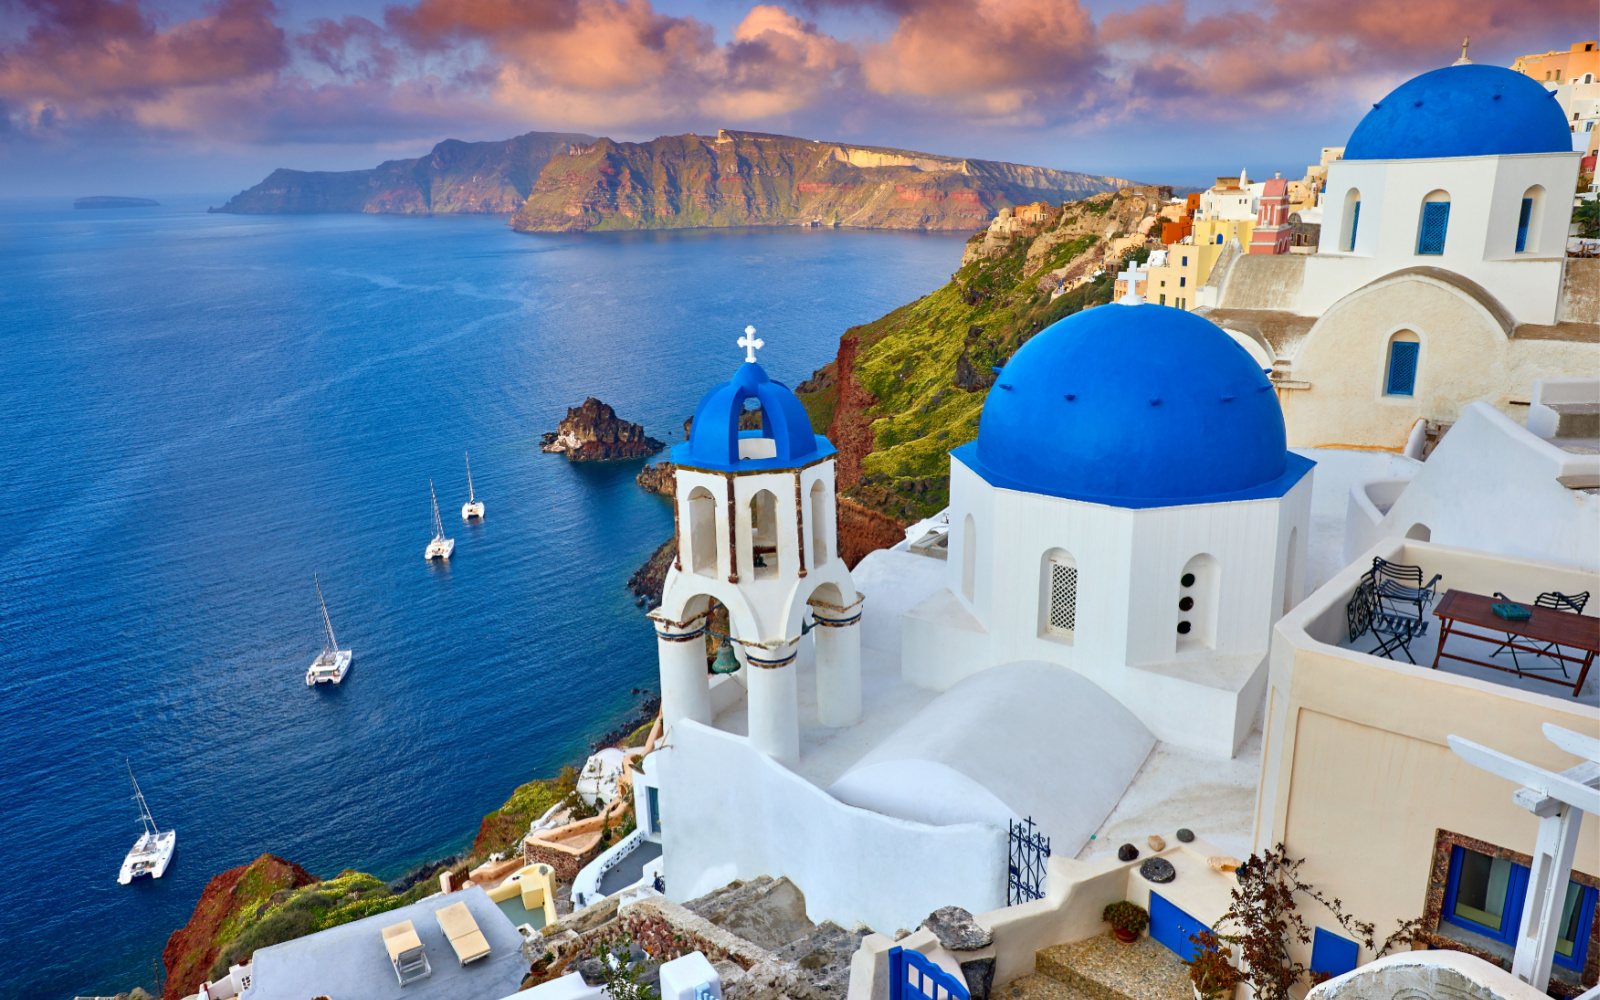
[739,325,764,363]
[1453,36,1472,66]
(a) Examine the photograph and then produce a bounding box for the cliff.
[162,854,316,998]
[211,131,595,215]
[794,187,1168,520]
[512,129,1139,232]
[542,398,665,461]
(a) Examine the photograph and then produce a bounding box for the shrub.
[1186,929,1240,1000]
[1102,901,1149,934]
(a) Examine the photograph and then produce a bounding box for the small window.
[1386,338,1420,396]
[1441,844,1599,971]
[1518,186,1545,253]
[1179,276,1186,287]
[1417,194,1450,255]
[1516,197,1533,252]
[646,786,661,834]
[1340,189,1361,252]
[1181,255,1188,265]
[1160,294,1167,305]
[1046,559,1078,636]
[1310,928,1359,981]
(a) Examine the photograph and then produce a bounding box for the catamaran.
[425,479,454,561]
[461,451,484,521]
[119,763,175,885]
[305,574,352,686]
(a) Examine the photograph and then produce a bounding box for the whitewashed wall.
[658,721,1007,933]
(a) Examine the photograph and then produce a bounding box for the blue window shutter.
[1311,927,1360,980]
[1418,202,1450,254]
[1516,198,1533,252]
[1387,341,1419,396]
[1349,202,1360,251]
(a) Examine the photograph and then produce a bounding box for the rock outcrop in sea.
[541,398,664,461]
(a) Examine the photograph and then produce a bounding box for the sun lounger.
[381,919,432,986]
[436,900,493,965]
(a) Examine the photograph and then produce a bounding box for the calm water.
[0,199,964,1000]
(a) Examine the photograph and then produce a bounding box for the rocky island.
[75,196,159,208]
[542,398,664,461]
[209,131,594,215]
[512,129,1137,232]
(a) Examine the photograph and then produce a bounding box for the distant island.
[213,128,1144,232]
[75,196,160,209]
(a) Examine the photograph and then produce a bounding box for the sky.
[0,0,1593,196]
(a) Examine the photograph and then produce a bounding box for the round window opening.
[1179,596,1194,612]
[1181,573,1196,588]
[1177,621,1192,635]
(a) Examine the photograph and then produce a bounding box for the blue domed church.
[903,298,1313,757]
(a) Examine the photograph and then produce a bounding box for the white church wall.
[947,459,997,627]
[1309,153,1578,324]
[659,720,1007,934]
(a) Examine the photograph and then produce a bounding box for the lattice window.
[1418,202,1450,255]
[1387,341,1419,396]
[1048,561,1078,634]
[1516,197,1533,253]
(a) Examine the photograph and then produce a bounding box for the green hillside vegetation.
[798,188,1163,521]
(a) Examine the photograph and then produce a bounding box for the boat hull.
[425,537,455,560]
[306,649,353,686]
[462,501,484,521]
[119,830,176,884]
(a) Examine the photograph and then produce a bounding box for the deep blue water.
[0,198,964,1000]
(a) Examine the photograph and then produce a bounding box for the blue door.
[1149,892,1210,961]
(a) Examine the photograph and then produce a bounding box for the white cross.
[738,325,764,364]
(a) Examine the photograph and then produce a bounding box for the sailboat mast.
[127,760,157,836]
[316,574,338,653]
[430,479,443,538]
[465,451,475,503]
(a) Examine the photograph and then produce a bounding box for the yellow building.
[1142,243,1200,309]
[1512,42,1599,86]
[1192,217,1254,286]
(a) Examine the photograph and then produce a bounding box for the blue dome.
[953,302,1312,508]
[1345,64,1572,160]
[673,360,834,472]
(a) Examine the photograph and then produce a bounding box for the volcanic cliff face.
[512,129,1139,232]
[211,131,596,215]
[542,398,665,461]
[162,854,316,999]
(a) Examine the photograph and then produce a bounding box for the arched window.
[1340,188,1361,252]
[749,490,779,579]
[687,487,718,577]
[1177,554,1219,651]
[961,514,976,602]
[1405,523,1432,542]
[1039,548,1078,642]
[1385,330,1421,397]
[1417,191,1451,255]
[1517,186,1545,253]
[809,480,828,567]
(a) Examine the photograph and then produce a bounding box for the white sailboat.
[305,574,352,686]
[425,479,454,561]
[461,451,484,521]
[118,762,175,885]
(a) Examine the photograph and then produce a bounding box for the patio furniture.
[1432,589,1600,696]
[1360,556,1442,619]
[1348,580,1430,663]
[1490,591,1590,675]
[381,919,432,986]
[436,900,492,965]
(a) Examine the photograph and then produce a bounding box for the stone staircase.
[1003,932,1192,1000]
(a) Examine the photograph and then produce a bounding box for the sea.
[0,197,966,1000]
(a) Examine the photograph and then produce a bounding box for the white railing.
[571,827,647,909]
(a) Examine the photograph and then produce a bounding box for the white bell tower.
[650,329,862,766]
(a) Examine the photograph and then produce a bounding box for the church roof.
[1344,64,1573,161]
[674,355,833,473]
[954,299,1311,509]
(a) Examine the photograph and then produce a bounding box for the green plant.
[1574,199,1599,239]
[600,937,660,1000]
[1185,929,1241,1000]
[1102,901,1150,934]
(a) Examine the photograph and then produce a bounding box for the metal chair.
[1349,579,1429,664]
[1490,590,1590,676]
[1361,557,1442,619]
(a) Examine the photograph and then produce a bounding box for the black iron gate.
[1007,816,1051,905]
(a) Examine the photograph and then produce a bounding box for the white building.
[1197,60,1597,452]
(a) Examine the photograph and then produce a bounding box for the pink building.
[1248,178,1292,255]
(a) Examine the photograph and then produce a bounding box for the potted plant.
[1102,901,1149,943]
[1185,930,1240,1000]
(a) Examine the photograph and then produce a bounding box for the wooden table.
[1431,589,1600,697]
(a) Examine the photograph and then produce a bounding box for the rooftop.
[242,886,527,1000]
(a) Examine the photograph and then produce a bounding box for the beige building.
[1142,244,1200,309]
[1260,537,1600,996]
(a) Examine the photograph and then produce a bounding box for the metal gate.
[1008,816,1051,905]
[890,946,970,1000]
